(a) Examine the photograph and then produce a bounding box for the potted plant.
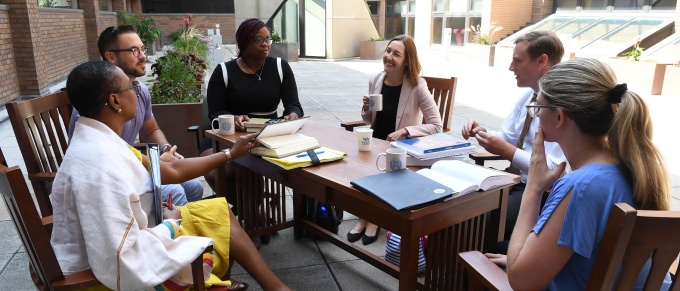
[465,21,503,66]
[360,37,389,60]
[268,30,299,62]
[117,12,163,55]
[600,39,666,95]
[147,17,209,157]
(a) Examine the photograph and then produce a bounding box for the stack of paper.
[391,133,476,160]
[251,133,319,158]
[243,118,270,133]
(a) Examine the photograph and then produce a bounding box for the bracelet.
[161,144,171,153]
[221,149,232,163]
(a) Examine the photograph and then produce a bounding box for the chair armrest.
[52,268,101,290]
[469,152,506,166]
[28,172,56,182]
[192,244,215,291]
[187,126,202,153]
[458,251,512,291]
[340,120,367,132]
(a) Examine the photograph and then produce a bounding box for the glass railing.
[580,18,667,56]
[643,33,680,64]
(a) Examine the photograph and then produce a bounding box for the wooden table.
[207,122,518,290]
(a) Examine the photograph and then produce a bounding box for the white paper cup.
[211,114,235,135]
[356,128,373,151]
[376,148,407,172]
[369,94,383,111]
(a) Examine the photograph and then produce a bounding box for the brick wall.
[490,0,534,43]
[146,14,236,45]
[99,11,119,33]
[531,0,554,23]
[0,7,20,104]
[36,8,89,87]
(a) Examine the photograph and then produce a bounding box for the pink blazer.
[361,71,442,138]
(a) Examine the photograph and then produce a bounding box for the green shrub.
[624,38,644,61]
[150,51,206,104]
[117,12,162,46]
[469,21,503,45]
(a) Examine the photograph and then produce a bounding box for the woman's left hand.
[526,127,567,195]
[386,128,409,142]
[283,112,299,120]
[484,253,507,267]
[162,202,182,220]
[230,132,260,158]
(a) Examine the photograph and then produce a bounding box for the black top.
[372,83,402,140]
[207,57,304,120]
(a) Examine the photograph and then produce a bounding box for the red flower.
[188,14,193,20]
[184,18,189,28]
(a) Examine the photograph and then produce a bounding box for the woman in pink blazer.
[349,35,443,245]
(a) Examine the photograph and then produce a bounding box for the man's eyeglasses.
[109,46,147,57]
[253,36,273,46]
[115,81,141,96]
[526,102,557,118]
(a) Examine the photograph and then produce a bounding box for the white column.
[414,0,433,49]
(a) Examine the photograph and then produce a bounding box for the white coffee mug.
[211,114,235,135]
[376,148,407,172]
[356,128,374,151]
[368,94,383,111]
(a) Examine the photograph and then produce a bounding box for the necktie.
[507,92,537,175]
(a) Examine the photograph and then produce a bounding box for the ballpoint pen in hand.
[296,150,325,158]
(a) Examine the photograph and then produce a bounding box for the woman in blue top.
[485,58,671,290]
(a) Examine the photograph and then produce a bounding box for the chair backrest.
[6,91,72,217]
[423,76,457,131]
[586,203,680,290]
[0,163,65,289]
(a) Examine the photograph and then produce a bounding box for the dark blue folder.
[351,169,454,211]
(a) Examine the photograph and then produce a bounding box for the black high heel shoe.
[362,227,381,245]
[347,228,365,242]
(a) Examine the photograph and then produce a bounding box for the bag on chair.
[384,231,427,273]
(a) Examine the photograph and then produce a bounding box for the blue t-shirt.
[532,164,671,290]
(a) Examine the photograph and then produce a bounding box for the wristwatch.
[221,149,232,163]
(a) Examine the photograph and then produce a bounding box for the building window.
[38,0,77,8]
[99,0,112,11]
[432,0,483,46]
[141,0,234,13]
[367,1,379,15]
[613,0,645,9]
[555,0,579,10]
[582,0,610,10]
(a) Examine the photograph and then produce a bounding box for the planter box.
[269,42,299,62]
[600,58,666,95]
[662,65,680,96]
[359,40,389,60]
[464,43,495,66]
[493,45,514,69]
[151,101,203,158]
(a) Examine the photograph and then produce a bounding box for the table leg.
[399,228,419,291]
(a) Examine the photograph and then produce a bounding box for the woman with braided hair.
[483,58,672,290]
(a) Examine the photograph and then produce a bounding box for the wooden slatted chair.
[340,76,458,132]
[6,91,72,217]
[458,203,680,291]
[0,162,214,291]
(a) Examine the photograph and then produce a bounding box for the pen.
[168,193,173,210]
[296,150,325,158]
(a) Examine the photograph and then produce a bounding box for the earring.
[118,108,122,114]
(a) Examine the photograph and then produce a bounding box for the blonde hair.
[387,35,422,87]
[539,58,670,211]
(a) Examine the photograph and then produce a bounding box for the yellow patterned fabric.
[127,144,143,163]
[178,198,233,287]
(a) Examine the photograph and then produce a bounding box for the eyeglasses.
[109,46,147,57]
[526,102,557,118]
[252,36,273,46]
[115,81,141,95]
